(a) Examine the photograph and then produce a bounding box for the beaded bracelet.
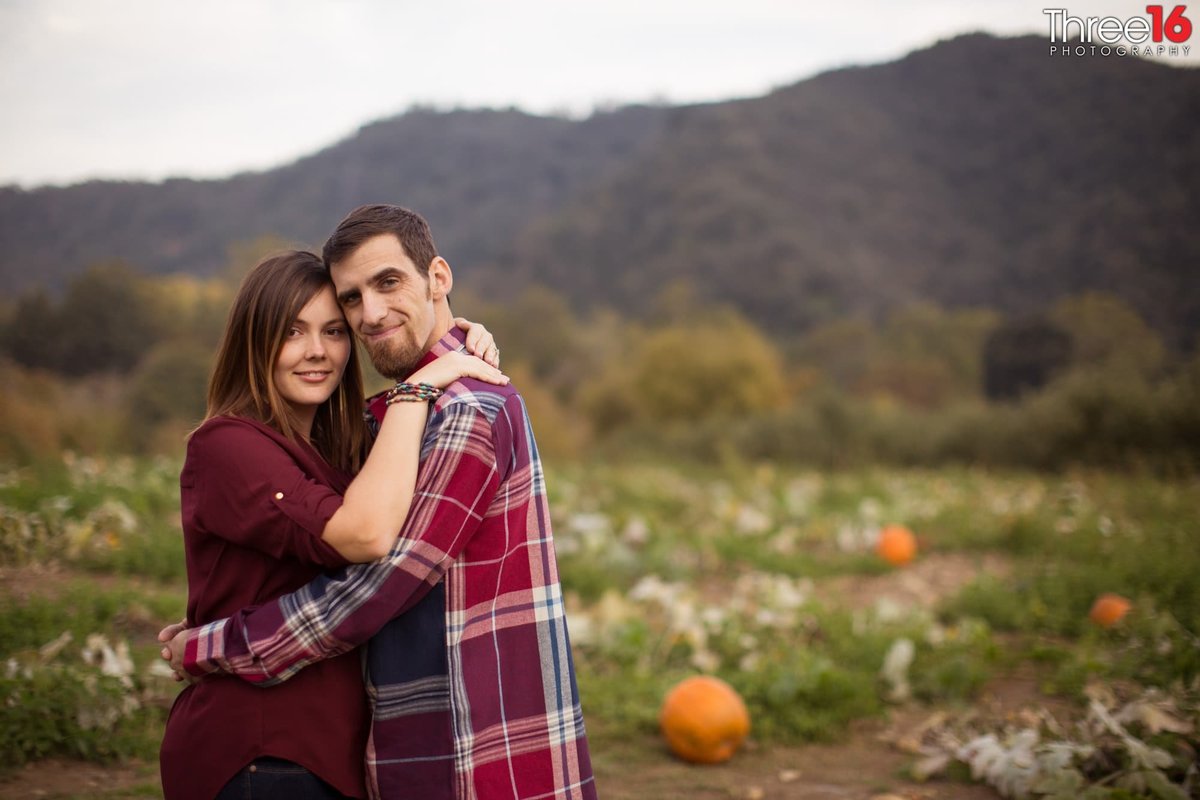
[384,381,444,405]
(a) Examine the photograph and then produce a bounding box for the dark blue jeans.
[215,757,347,800]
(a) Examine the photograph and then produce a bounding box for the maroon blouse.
[160,416,368,800]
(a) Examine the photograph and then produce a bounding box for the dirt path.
[819,552,1011,613]
[593,710,1003,800]
[2,727,1001,800]
[0,759,158,800]
[0,563,181,602]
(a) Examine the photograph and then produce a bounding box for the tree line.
[1,249,1196,473]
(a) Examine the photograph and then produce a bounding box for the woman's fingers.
[455,317,492,354]
[461,357,509,386]
[455,317,500,368]
[442,352,508,386]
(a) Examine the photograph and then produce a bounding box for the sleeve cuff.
[182,619,230,677]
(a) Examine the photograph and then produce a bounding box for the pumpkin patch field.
[1,456,1197,799]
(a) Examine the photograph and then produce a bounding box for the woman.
[159,250,505,800]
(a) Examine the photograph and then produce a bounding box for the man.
[163,205,596,800]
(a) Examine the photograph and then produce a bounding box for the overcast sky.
[1,0,1194,187]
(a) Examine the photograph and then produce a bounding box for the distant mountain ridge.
[2,33,1197,347]
[492,34,1200,348]
[0,105,668,290]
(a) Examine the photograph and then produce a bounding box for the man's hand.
[157,619,195,684]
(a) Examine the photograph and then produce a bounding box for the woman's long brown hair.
[202,250,368,473]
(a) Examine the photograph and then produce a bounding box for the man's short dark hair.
[322,204,439,277]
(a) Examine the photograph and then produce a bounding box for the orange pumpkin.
[660,676,751,764]
[1089,593,1132,627]
[877,524,917,566]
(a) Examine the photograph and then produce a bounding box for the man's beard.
[364,334,425,381]
[360,283,435,380]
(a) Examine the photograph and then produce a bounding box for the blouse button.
[274,492,284,500]
[248,764,258,773]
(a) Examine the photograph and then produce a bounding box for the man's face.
[330,234,440,380]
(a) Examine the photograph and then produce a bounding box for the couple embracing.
[158,204,596,800]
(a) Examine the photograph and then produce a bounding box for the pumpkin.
[1089,593,1131,628]
[660,676,750,764]
[877,524,917,566]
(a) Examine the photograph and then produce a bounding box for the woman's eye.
[326,328,345,337]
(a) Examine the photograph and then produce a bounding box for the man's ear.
[428,257,453,300]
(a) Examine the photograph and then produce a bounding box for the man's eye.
[380,278,399,289]
[341,295,360,306]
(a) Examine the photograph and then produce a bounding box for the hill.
[493,34,1200,348]
[2,34,1197,347]
[0,106,667,291]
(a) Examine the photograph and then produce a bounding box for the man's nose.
[361,291,388,327]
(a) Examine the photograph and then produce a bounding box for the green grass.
[0,582,185,658]
[937,471,1200,694]
[0,667,170,767]
[2,454,1197,783]
[0,456,186,580]
[0,582,185,772]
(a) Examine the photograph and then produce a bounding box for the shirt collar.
[410,325,467,374]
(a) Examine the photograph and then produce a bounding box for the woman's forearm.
[318,346,507,562]
[321,401,429,561]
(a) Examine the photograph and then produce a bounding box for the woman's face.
[273,286,351,422]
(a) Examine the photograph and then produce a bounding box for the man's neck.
[394,316,464,382]
[422,303,456,355]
